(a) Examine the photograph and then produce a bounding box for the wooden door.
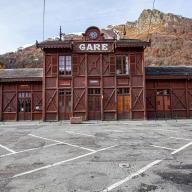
[88,96,101,120]
[118,95,131,119]
[18,92,31,120]
[117,88,130,119]
[88,88,101,120]
[59,90,72,120]
[156,90,171,119]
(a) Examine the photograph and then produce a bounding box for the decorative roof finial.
[59,26,62,41]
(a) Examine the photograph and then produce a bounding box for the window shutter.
[72,55,78,75]
[109,55,115,74]
[130,54,136,75]
[52,55,58,75]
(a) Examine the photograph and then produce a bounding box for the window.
[59,56,65,75]
[156,89,170,95]
[88,88,101,95]
[116,55,129,75]
[59,56,72,75]
[117,88,129,95]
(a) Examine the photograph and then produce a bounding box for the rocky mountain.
[0,9,192,68]
[110,9,192,66]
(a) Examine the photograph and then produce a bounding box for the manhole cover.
[119,163,130,168]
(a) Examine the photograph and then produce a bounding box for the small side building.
[0,68,42,121]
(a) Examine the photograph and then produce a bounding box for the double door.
[59,90,72,120]
[156,90,171,119]
[88,88,101,120]
[18,92,31,120]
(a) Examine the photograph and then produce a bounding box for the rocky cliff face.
[110,9,192,66]
[0,9,192,68]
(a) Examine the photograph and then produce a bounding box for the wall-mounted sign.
[73,42,114,53]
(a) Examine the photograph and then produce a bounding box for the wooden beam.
[100,54,104,121]
[85,54,88,120]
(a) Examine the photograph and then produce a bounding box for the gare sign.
[73,42,114,52]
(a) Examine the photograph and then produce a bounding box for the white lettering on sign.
[78,43,109,51]
[79,44,85,50]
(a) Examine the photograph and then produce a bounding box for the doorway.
[156,89,171,119]
[18,92,31,120]
[59,89,72,120]
[117,88,131,119]
[88,88,101,120]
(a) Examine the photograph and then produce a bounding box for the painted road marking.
[103,141,192,191]
[171,141,192,155]
[0,144,16,153]
[169,136,191,141]
[102,160,162,192]
[29,134,96,152]
[0,143,62,158]
[12,145,117,178]
[65,131,95,137]
[150,145,176,151]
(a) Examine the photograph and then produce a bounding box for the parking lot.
[0,120,192,192]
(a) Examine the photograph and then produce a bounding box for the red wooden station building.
[0,26,192,121]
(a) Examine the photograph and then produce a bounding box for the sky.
[0,0,191,54]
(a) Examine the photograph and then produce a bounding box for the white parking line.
[65,131,95,137]
[0,143,62,158]
[29,134,96,152]
[169,136,191,141]
[103,141,192,191]
[12,145,117,178]
[171,141,192,155]
[0,144,16,153]
[150,145,176,151]
[102,160,162,192]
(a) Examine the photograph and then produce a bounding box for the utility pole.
[43,0,46,41]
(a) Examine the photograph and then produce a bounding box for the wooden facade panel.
[45,90,57,112]
[45,78,57,88]
[3,84,16,91]
[74,77,85,88]
[146,89,156,111]
[73,88,86,111]
[3,113,16,121]
[59,79,71,87]
[73,54,86,76]
[103,88,116,111]
[117,78,129,86]
[131,76,143,87]
[0,84,2,121]
[32,91,42,113]
[88,78,100,87]
[32,83,42,90]
[156,80,170,88]
[45,54,58,76]
[146,80,155,89]
[102,55,110,75]
[171,89,187,110]
[132,88,144,111]
[3,92,17,113]
[188,90,192,110]
[87,54,101,76]
[171,80,185,88]
[103,77,115,87]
